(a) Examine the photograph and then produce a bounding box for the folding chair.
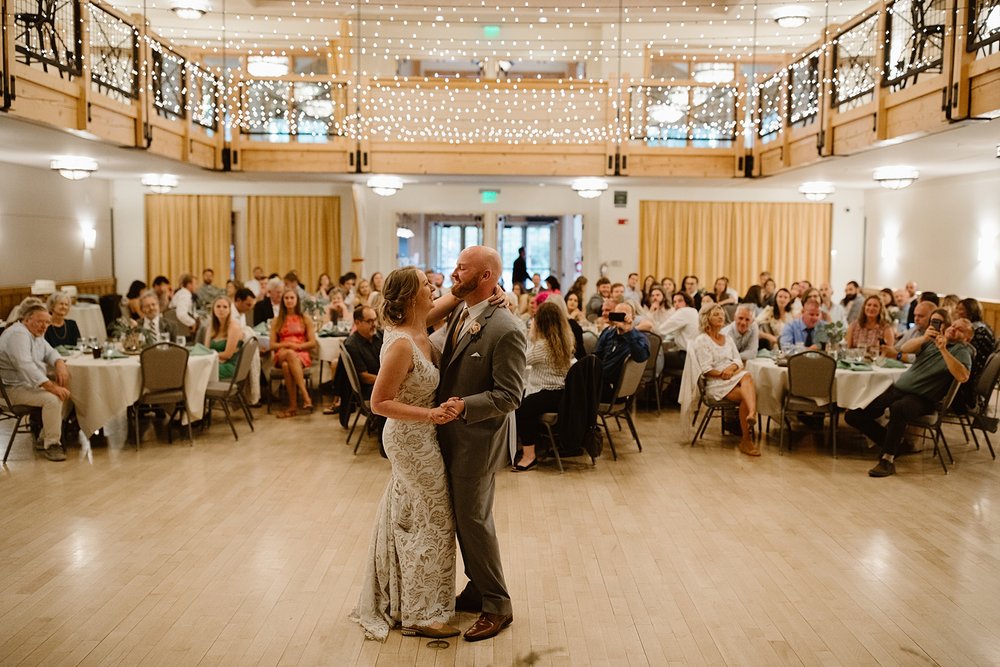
[639,331,663,413]
[779,351,838,456]
[597,358,645,459]
[340,348,377,454]
[1,378,42,463]
[203,338,258,440]
[690,375,740,446]
[132,343,192,448]
[906,379,962,474]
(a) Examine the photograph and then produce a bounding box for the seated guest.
[846,317,974,477]
[686,304,759,456]
[138,290,181,340]
[510,282,531,319]
[660,277,677,300]
[44,291,81,348]
[202,296,244,380]
[894,288,912,334]
[245,266,266,299]
[271,289,317,418]
[513,301,577,471]
[779,300,822,349]
[196,268,225,307]
[680,275,702,311]
[344,305,382,400]
[369,271,385,310]
[354,279,373,308]
[594,302,650,400]
[818,282,845,324]
[565,292,593,332]
[644,285,673,330]
[845,295,894,356]
[285,271,309,302]
[124,280,147,320]
[542,294,587,360]
[528,273,543,297]
[883,300,934,360]
[315,273,334,299]
[640,275,657,307]
[660,292,700,374]
[169,273,199,335]
[711,277,738,307]
[232,288,256,328]
[841,280,863,323]
[756,288,793,349]
[623,273,641,302]
[721,304,759,363]
[323,288,353,326]
[152,275,173,311]
[225,280,241,301]
[760,277,777,308]
[610,282,625,304]
[253,277,285,326]
[955,297,996,412]
[880,288,900,327]
[905,290,939,330]
[5,297,44,327]
[586,277,611,322]
[0,304,72,461]
[338,271,357,306]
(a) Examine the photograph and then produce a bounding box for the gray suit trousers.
[449,469,511,616]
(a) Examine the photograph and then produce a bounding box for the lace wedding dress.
[351,331,456,641]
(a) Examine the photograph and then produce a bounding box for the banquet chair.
[638,331,663,413]
[906,378,962,474]
[581,330,599,355]
[340,348,377,454]
[597,357,645,459]
[690,375,740,447]
[132,343,192,448]
[203,338,258,441]
[537,355,602,472]
[266,355,313,414]
[779,351,838,456]
[1,378,43,463]
[953,350,1000,461]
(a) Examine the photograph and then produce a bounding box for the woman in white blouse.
[512,301,576,471]
[660,291,701,374]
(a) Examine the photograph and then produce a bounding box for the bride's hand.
[441,397,464,419]
[427,406,454,424]
[487,285,507,307]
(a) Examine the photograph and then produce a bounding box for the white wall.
[864,170,1000,300]
[0,162,113,286]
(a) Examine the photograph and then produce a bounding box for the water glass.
[176,335,187,347]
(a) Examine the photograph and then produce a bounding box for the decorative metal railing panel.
[189,64,219,131]
[89,3,138,103]
[12,0,80,76]
[629,84,736,147]
[968,0,1000,56]
[150,41,185,120]
[238,80,348,141]
[1,0,9,109]
[884,0,947,88]
[788,53,820,126]
[833,14,880,110]
[756,75,784,142]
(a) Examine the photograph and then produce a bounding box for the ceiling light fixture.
[50,157,98,180]
[648,103,686,124]
[571,177,608,199]
[798,181,835,201]
[692,63,735,85]
[367,175,403,196]
[247,56,289,78]
[142,173,179,193]
[873,166,919,189]
[300,98,334,118]
[774,6,809,28]
[396,227,415,239]
[171,5,205,19]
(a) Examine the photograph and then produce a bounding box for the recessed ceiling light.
[873,166,919,189]
[50,157,98,180]
[774,6,809,28]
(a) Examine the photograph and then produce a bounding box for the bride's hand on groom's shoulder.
[487,285,507,307]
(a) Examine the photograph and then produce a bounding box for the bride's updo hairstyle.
[379,266,422,327]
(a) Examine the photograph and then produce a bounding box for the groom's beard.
[450,275,480,299]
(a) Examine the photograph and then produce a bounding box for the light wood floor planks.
[1,406,999,666]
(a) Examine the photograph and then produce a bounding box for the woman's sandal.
[277,409,297,419]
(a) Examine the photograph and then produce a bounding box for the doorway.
[396,213,483,284]
[498,214,582,291]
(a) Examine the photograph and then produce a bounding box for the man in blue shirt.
[0,304,72,461]
[779,300,822,349]
[846,316,974,477]
[594,303,650,401]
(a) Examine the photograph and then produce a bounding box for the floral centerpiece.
[815,319,846,353]
[301,295,329,328]
[109,317,157,353]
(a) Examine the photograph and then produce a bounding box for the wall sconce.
[571,177,608,199]
[82,227,97,250]
[367,175,403,196]
[880,235,898,261]
[51,157,98,180]
[978,236,999,264]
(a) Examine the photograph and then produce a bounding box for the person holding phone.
[594,303,650,401]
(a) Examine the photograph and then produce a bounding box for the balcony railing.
[2,0,10,109]
[832,14,880,111]
[756,75,784,143]
[788,53,820,127]
[629,83,737,148]
[89,2,138,103]
[12,0,80,77]
[151,40,185,120]
[883,0,947,89]
[968,0,1000,56]
[238,79,348,143]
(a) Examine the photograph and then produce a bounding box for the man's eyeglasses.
[361,318,378,325]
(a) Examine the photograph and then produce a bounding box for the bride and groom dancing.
[351,246,527,642]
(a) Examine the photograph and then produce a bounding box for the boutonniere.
[468,321,482,340]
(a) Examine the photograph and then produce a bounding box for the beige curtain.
[246,196,341,291]
[639,200,831,291]
[145,195,232,285]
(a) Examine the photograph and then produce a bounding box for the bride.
[351,267,462,640]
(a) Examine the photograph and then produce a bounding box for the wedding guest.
[355,279,373,308]
[203,296,244,380]
[955,297,996,412]
[711,277,738,307]
[680,275,702,311]
[271,289,317,418]
[543,294,587,360]
[586,278,611,322]
[315,273,334,299]
[845,295,894,356]
[595,302,650,400]
[369,271,386,310]
[511,282,531,318]
[124,280,146,320]
[233,288,256,328]
[152,275,172,311]
[643,285,672,329]
[284,271,308,302]
[196,268,225,306]
[565,291,593,332]
[756,287,794,350]
[245,266,266,299]
[841,280,863,323]
[169,273,198,334]
[640,275,657,307]
[513,301,576,471]
[138,290,180,340]
[44,291,81,348]
[721,303,759,363]
[253,277,284,326]
[660,277,676,300]
[225,280,241,301]
[323,288,353,326]
[660,292,700,375]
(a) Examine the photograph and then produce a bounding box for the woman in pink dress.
[270,289,317,418]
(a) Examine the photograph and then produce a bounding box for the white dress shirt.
[170,287,196,328]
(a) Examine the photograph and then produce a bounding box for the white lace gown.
[351,331,456,641]
[691,333,748,401]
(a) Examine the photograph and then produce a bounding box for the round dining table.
[746,357,908,418]
[66,349,219,435]
[68,303,107,344]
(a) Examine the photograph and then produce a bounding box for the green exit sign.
[483,25,500,38]
[480,189,499,203]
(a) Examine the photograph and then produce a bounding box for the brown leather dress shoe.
[463,612,513,642]
[400,623,460,639]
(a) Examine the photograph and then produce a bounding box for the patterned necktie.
[451,308,469,348]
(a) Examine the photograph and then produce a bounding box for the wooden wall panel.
[970,69,1000,118]
[0,278,117,321]
[368,144,606,176]
[758,145,785,176]
[884,91,948,140]
[832,115,877,155]
[237,147,353,172]
[626,153,736,178]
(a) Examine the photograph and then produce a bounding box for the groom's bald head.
[452,245,501,303]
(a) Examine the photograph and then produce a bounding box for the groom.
[438,245,526,642]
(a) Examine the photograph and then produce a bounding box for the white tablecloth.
[66,351,218,434]
[69,303,106,344]
[747,357,907,418]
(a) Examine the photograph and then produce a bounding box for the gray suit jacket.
[437,304,526,478]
